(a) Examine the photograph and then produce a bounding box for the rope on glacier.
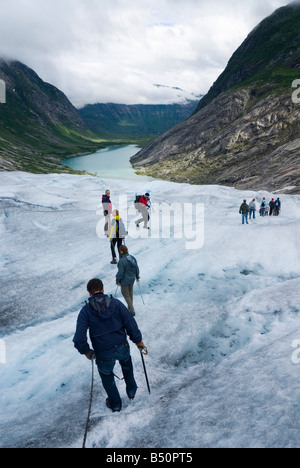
[82,357,95,449]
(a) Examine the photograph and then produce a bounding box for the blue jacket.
[73,293,142,355]
[275,198,281,208]
[116,254,140,286]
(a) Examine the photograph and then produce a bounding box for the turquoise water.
[62,145,146,180]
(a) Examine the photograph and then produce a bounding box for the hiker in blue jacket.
[116,245,140,316]
[260,198,267,216]
[73,278,147,413]
[274,197,281,216]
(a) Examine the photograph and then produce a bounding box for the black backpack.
[134,195,143,210]
[135,194,142,204]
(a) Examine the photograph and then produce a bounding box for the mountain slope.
[0,60,101,173]
[195,2,300,113]
[131,3,300,194]
[79,101,199,139]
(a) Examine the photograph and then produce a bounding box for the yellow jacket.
[109,216,127,240]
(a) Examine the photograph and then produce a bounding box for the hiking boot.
[106,398,121,412]
[127,386,137,400]
[110,259,117,264]
[106,398,113,410]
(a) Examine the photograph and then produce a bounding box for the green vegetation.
[195,4,300,112]
[78,102,198,139]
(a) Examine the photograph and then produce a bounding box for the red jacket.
[139,195,149,207]
[102,194,112,214]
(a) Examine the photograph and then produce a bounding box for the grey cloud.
[0,0,289,107]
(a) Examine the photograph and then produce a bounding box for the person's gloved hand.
[136,341,148,355]
[85,350,95,360]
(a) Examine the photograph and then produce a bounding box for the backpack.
[135,195,142,204]
[134,195,143,209]
[119,218,128,238]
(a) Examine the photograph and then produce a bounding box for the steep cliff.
[131,4,300,194]
[0,60,100,172]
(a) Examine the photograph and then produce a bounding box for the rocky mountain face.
[0,60,100,172]
[79,101,199,138]
[131,4,300,194]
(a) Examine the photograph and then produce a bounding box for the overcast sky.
[0,0,291,108]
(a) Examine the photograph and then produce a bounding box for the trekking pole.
[82,356,95,449]
[140,348,151,395]
[137,281,145,305]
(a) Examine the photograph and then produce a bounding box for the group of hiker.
[73,188,284,414]
[102,189,151,264]
[239,197,281,224]
[72,189,151,414]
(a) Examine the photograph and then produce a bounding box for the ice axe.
[140,347,151,395]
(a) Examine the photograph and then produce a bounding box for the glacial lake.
[62,144,148,180]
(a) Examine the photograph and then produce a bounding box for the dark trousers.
[111,238,123,259]
[96,343,137,412]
